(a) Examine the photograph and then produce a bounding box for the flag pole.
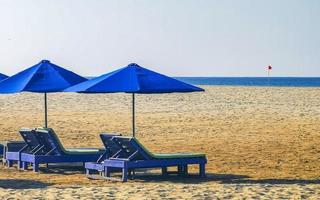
[267,65,272,86]
[268,68,270,86]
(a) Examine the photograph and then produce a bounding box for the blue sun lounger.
[20,128,105,172]
[85,133,122,178]
[86,135,207,182]
[6,128,46,169]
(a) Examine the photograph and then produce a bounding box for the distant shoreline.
[175,77,320,87]
[85,77,320,87]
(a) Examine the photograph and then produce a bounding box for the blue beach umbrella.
[65,63,204,137]
[0,73,8,81]
[0,60,87,128]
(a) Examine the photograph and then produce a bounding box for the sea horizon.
[175,77,320,87]
[85,76,320,87]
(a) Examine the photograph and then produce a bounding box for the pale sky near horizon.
[0,0,319,77]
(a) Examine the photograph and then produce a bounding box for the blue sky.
[0,0,319,77]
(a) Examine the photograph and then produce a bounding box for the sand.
[0,182,319,199]
[0,86,319,199]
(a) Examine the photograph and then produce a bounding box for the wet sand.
[0,86,319,199]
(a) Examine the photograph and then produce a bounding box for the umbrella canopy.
[65,63,203,93]
[0,60,87,127]
[0,60,86,93]
[0,73,8,81]
[65,63,204,137]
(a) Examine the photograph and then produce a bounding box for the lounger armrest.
[109,158,130,161]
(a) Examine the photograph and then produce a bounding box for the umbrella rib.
[82,67,130,92]
[131,65,141,93]
[52,64,80,86]
[20,65,42,92]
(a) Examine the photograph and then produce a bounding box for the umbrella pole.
[132,93,135,137]
[44,92,48,128]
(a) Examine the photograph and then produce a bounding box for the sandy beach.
[0,86,319,199]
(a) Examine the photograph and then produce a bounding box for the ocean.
[175,77,320,87]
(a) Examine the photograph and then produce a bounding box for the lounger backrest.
[100,133,122,158]
[19,128,40,151]
[35,128,65,155]
[111,136,153,160]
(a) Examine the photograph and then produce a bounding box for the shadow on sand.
[128,173,320,185]
[0,179,53,189]
[5,164,320,186]
[126,173,249,184]
[220,178,320,185]
[39,165,85,175]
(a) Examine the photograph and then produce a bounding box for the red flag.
[268,65,272,70]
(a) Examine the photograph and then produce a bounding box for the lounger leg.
[122,163,128,182]
[126,169,135,180]
[7,160,13,168]
[33,162,39,172]
[22,162,27,170]
[183,165,188,176]
[105,167,110,177]
[162,167,168,176]
[200,164,206,178]
[122,169,128,182]
[18,152,23,169]
[86,169,90,176]
[18,161,23,170]
[131,170,136,180]
[178,165,183,176]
